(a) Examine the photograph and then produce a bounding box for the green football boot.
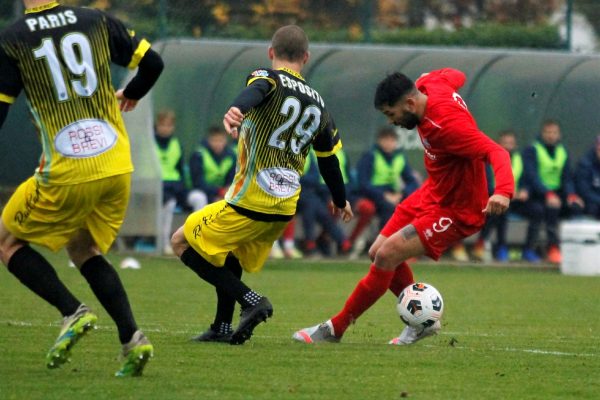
[115,330,153,377]
[46,304,97,369]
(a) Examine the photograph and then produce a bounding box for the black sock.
[181,247,260,308]
[7,246,80,316]
[212,255,243,327]
[79,255,137,344]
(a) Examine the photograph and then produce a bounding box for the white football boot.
[292,320,340,343]
[389,320,441,345]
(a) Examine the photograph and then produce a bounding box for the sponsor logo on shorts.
[54,119,117,158]
[14,180,41,226]
[192,203,228,239]
[256,167,300,198]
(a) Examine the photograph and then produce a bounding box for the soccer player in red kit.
[293,69,514,345]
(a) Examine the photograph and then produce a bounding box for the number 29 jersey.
[225,67,342,216]
[0,3,151,185]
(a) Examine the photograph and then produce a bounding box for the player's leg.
[390,212,484,346]
[298,190,320,256]
[0,224,92,369]
[293,226,424,343]
[173,203,278,344]
[191,254,241,342]
[0,220,81,317]
[523,199,544,262]
[177,243,273,344]
[77,174,152,376]
[0,180,92,368]
[348,198,376,248]
[368,234,415,297]
[544,203,561,263]
[293,197,421,343]
[68,229,138,343]
[330,226,424,335]
[67,229,151,376]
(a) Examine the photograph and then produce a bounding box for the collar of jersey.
[25,1,60,14]
[278,67,305,81]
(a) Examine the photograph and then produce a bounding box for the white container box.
[560,220,600,276]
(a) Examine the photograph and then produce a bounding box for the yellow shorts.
[183,200,288,273]
[1,174,131,253]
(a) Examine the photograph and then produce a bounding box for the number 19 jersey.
[225,67,342,216]
[0,3,151,185]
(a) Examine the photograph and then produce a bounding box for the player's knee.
[373,245,398,270]
[170,227,188,257]
[0,226,26,266]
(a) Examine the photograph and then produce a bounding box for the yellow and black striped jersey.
[0,2,151,185]
[225,67,342,216]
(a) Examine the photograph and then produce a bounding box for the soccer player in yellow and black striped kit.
[171,25,353,344]
[0,1,163,376]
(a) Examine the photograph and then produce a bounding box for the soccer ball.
[397,283,444,328]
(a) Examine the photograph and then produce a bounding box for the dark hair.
[377,126,398,139]
[497,129,516,138]
[156,109,175,123]
[374,72,416,109]
[271,25,308,62]
[542,119,560,129]
[207,125,226,136]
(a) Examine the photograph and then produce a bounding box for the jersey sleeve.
[312,111,342,157]
[437,109,514,198]
[0,44,22,104]
[417,68,466,92]
[103,12,151,69]
[246,68,277,92]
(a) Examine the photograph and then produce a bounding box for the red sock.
[331,264,395,336]
[388,262,415,297]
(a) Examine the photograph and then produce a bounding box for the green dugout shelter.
[2,40,600,244]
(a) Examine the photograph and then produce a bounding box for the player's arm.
[313,119,353,222]
[0,46,22,129]
[416,68,466,91]
[224,76,274,136]
[0,102,9,129]
[441,112,514,199]
[120,49,163,100]
[439,112,513,214]
[105,12,164,111]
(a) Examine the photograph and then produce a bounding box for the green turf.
[0,250,598,399]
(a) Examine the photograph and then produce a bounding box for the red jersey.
[414,68,513,225]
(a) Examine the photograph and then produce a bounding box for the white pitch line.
[2,320,598,358]
[435,344,598,358]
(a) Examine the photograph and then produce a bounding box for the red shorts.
[381,188,485,260]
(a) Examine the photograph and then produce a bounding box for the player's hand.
[330,200,353,222]
[545,191,562,209]
[567,193,585,208]
[514,189,529,202]
[115,89,138,112]
[223,107,244,139]
[482,194,510,216]
[384,192,402,205]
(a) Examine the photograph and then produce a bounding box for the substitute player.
[293,69,513,345]
[171,25,353,345]
[0,1,163,375]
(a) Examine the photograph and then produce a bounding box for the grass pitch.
[0,250,598,399]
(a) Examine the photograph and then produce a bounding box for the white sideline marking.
[2,319,598,358]
[432,344,598,358]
